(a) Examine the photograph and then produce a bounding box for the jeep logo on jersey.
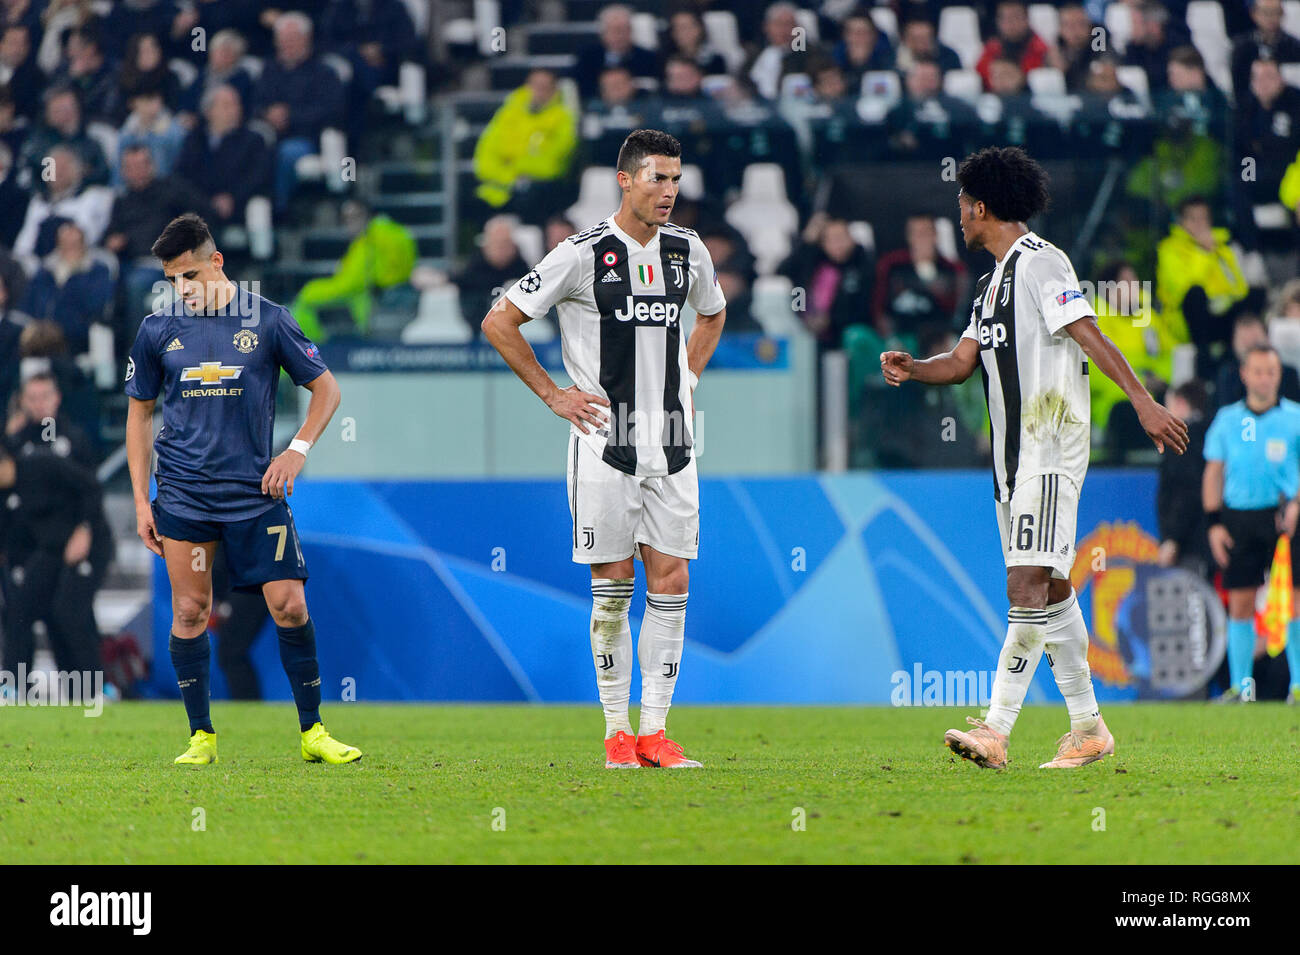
[978,321,1009,348]
[612,296,680,325]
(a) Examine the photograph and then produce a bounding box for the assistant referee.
[1203,342,1300,703]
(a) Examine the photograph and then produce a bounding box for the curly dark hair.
[616,129,682,175]
[956,146,1050,223]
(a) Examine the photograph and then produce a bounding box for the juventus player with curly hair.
[881,147,1189,769]
[482,130,726,769]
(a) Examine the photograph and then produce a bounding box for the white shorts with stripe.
[566,432,699,564]
[994,471,1080,579]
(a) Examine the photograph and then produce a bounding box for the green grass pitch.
[1,701,1296,864]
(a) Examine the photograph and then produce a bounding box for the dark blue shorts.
[153,499,308,594]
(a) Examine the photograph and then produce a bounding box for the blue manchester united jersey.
[125,286,327,521]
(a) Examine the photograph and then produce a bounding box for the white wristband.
[289,438,312,456]
[688,370,699,391]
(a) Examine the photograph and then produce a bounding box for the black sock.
[277,618,322,732]
[169,632,214,734]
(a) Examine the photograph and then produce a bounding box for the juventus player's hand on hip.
[881,148,1189,770]
[125,214,361,766]
[482,130,726,769]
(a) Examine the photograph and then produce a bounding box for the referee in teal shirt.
[1203,343,1300,702]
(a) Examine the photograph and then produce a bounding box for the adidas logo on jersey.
[600,268,621,283]
[165,337,184,351]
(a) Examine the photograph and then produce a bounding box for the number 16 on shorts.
[995,473,1079,578]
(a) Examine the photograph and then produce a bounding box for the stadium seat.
[870,7,899,42]
[246,196,273,260]
[1253,203,1290,230]
[1026,66,1066,97]
[402,285,474,344]
[567,166,621,229]
[1270,317,1300,370]
[168,57,198,90]
[751,274,801,334]
[975,93,1004,123]
[511,221,544,266]
[239,54,263,80]
[1186,1,1231,93]
[85,121,117,168]
[944,68,983,104]
[474,0,503,56]
[702,11,745,73]
[375,61,429,125]
[631,12,658,50]
[793,9,821,44]
[861,70,902,108]
[322,52,353,87]
[1028,4,1060,46]
[935,216,958,261]
[1116,65,1151,107]
[1282,63,1300,88]
[1287,1,1300,39]
[1103,2,1132,54]
[724,164,799,275]
[400,0,430,37]
[938,6,984,70]
[848,220,875,254]
[679,163,705,202]
[781,72,813,100]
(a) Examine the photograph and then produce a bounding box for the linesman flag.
[1261,535,1292,658]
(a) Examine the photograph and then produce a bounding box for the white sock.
[984,607,1047,736]
[590,578,634,738]
[637,592,687,736]
[1044,589,1100,733]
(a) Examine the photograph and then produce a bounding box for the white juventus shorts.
[566,432,700,564]
[995,472,1080,578]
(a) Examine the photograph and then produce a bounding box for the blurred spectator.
[13,144,113,258]
[472,68,577,219]
[855,324,984,467]
[1234,58,1300,218]
[0,440,110,682]
[20,220,113,354]
[809,58,851,106]
[104,144,209,323]
[175,84,270,226]
[1269,277,1300,318]
[1157,46,1227,139]
[893,15,961,75]
[660,10,727,79]
[15,319,97,437]
[0,23,41,119]
[1156,378,1210,572]
[574,5,658,100]
[251,11,346,212]
[0,270,32,410]
[318,0,417,141]
[35,1,96,77]
[1126,112,1225,213]
[747,3,822,100]
[1090,261,1176,454]
[778,212,873,349]
[701,220,757,286]
[985,55,1055,150]
[1124,1,1191,94]
[713,267,764,333]
[0,137,27,248]
[454,215,530,341]
[1156,196,1261,376]
[1212,313,1300,410]
[113,32,181,125]
[886,57,979,158]
[832,9,894,90]
[585,65,651,140]
[181,28,253,115]
[19,85,109,186]
[1231,0,1300,97]
[6,370,97,466]
[97,0,178,63]
[53,26,116,123]
[654,55,726,131]
[1049,2,1100,92]
[114,84,186,185]
[873,213,966,339]
[544,214,576,251]
[976,0,1049,91]
[291,198,416,341]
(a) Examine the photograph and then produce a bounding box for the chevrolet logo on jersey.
[613,295,680,325]
[180,361,244,396]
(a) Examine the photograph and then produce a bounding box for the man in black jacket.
[175,84,271,226]
[1157,379,1211,575]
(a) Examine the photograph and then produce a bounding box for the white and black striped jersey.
[504,215,726,477]
[960,231,1094,502]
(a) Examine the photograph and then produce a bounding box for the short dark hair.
[1176,194,1210,218]
[1172,379,1207,414]
[616,128,682,176]
[957,146,1050,223]
[1168,45,1205,71]
[151,213,213,261]
[22,370,58,392]
[1243,341,1280,363]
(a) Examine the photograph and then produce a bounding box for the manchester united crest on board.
[233,329,259,353]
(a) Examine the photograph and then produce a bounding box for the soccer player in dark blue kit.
[125,214,361,765]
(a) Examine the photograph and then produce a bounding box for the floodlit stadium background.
[8,0,1296,703]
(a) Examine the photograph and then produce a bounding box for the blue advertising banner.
[147,469,1214,703]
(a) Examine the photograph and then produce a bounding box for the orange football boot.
[635,730,703,768]
[604,730,641,769]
